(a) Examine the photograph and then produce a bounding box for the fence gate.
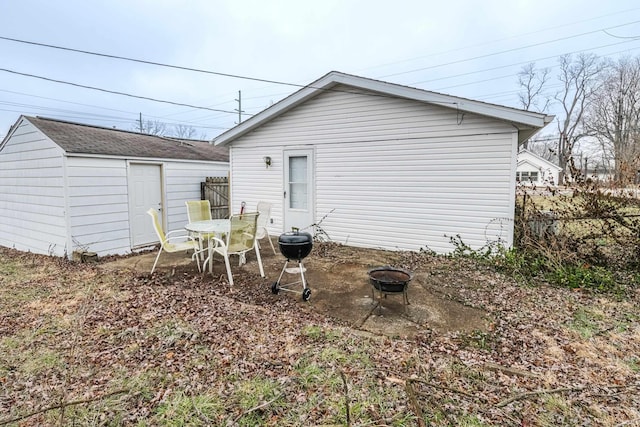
[201,176,229,219]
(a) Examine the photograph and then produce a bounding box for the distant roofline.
[518,148,562,170]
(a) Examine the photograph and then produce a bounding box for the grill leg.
[276,260,289,284]
[299,260,307,290]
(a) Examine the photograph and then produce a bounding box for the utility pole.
[558,131,566,184]
[234,91,244,124]
[139,113,143,133]
[584,156,588,178]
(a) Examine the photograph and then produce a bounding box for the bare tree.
[555,53,605,183]
[526,136,558,162]
[173,124,197,139]
[134,119,167,136]
[517,63,552,150]
[518,63,552,112]
[585,56,640,184]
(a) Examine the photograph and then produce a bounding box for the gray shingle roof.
[27,116,228,162]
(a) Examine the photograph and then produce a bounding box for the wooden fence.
[201,176,229,219]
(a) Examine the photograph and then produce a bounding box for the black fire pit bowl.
[368,266,413,309]
[368,266,413,293]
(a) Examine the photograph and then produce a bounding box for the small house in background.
[0,116,228,258]
[214,71,553,253]
[516,149,562,186]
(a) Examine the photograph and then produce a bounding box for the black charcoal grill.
[271,230,313,301]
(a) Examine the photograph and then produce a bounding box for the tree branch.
[408,378,485,401]
[340,370,351,426]
[232,392,283,423]
[496,386,585,408]
[0,389,129,426]
[405,380,426,427]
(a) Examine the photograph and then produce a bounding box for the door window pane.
[289,156,307,209]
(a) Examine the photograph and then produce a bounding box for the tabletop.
[184,219,230,234]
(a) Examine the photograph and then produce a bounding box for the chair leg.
[151,248,163,274]
[254,245,265,278]
[264,234,276,255]
[223,253,234,286]
[191,250,202,273]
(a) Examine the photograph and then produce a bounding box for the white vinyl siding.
[228,148,283,236]
[164,161,229,232]
[315,134,515,252]
[228,86,518,253]
[0,120,68,256]
[65,157,229,256]
[66,156,130,255]
[0,116,229,258]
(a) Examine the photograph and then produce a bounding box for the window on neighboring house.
[517,171,539,182]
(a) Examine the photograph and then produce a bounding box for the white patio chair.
[147,208,201,274]
[208,211,265,286]
[185,200,217,252]
[186,200,212,222]
[256,201,277,255]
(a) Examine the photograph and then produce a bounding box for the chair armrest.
[165,230,197,242]
[209,236,226,248]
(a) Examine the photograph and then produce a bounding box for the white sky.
[1,0,640,140]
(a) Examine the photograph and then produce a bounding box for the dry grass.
[1,245,639,426]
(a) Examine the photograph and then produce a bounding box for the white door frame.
[283,148,314,233]
[127,162,164,248]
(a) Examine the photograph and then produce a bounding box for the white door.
[284,149,314,232]
[129,163,163,247]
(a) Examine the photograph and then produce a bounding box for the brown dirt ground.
[99,240,491,339]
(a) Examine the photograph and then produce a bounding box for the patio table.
[185,219,230,273]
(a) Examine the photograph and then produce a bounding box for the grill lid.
[278,231,313,260]
[278,231,313,245]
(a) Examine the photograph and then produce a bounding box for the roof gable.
[213,71,554,146]
[22,116,228,162]
[517,149,561,171]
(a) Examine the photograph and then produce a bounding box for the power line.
[0,89,233,132]
[2,19,640,133]
[470,44,640,103]
[435,42,640,92]
[3,20,638,117]
[0,35,307,90]
[0,67,247,115]
[0,102,230,131]
[603,29,640,39]
[408,39,637,87]
[380,19,640,79]
[355,7,640,74]
[0,88,139,115]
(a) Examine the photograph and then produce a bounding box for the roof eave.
[213,71,555,146]
[213,76,336,146]
[1,115,28,151]
[517,114,555,144]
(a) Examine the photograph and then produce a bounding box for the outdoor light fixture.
[263,156,272,168]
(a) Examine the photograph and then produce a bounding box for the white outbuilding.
[213,71,553,253]
[516,149,562,186]
[0,116,228,258]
